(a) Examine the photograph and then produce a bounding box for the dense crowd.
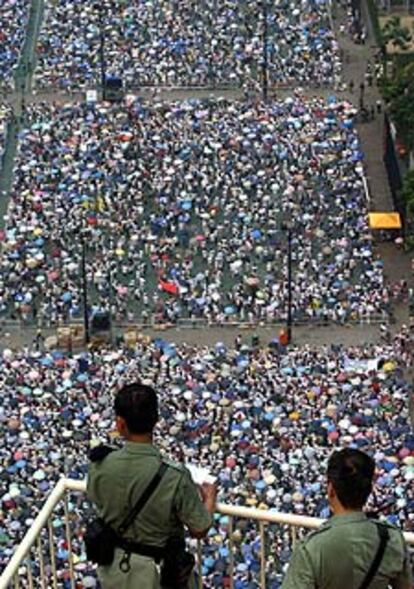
[35,0,340,89]
[1,95,388,326]
[0,0,30,91]
[0,103,12,162]
[0,329,413,587]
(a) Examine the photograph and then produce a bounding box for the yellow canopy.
[368,212,401,229]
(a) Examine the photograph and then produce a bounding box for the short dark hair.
[114,383,158,434]
[327,449,375,509]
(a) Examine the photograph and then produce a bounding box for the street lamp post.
[95,3,106,99]
[261,0,269,102]
[81,234,90,345]
[286,227,293,343]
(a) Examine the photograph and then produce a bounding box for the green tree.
[381,61,414,150]
[381,16,412,53]
[401,169,414,211]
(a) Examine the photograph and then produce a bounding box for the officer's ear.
[116,415,128,437]
[327,480,337,503]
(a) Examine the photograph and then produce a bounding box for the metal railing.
[1,478,414,589]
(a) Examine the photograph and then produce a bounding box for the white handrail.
[1,477,414,589]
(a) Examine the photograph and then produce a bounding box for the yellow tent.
[368,212,401,229]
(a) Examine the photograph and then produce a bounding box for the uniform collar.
[123,441,161,456]
[329,512,368,526]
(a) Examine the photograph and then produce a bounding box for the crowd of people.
[0,103,12,162]
[0,0,30,91]
[0,329,413,587]
[34,0,340,89]
[1,95,388,326]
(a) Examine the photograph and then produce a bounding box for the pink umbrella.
[48,270,59,282]
[28,370,40,381]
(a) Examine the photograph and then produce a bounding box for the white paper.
[186,463,216,485]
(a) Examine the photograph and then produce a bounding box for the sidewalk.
[334,2,413,296]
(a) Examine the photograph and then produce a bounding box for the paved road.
[0,321,383,350]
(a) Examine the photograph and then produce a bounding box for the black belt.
[116,539,165,564]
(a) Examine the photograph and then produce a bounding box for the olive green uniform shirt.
[281,513,412,589]
[87,442,213,589]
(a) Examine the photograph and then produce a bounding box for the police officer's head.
[114,382,158,438]
[327,448,375,511]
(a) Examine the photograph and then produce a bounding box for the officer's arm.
[390,541,413,589]
[174,469,215,538]
[86,445,115,509]
[280,542,317,589]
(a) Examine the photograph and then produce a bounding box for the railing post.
[36,536,46,589]
[228,516,234,589]
[64,495,76,589]
[259,521,266,588]
[291,526,298,549]
[48,519,58,589]
[27,559,34,589]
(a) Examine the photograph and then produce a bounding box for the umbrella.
[245,276,260,287]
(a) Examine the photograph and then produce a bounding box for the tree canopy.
[381,61,414,150]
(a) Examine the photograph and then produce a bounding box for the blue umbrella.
[62,292,72,303]
[251,229,262,240]
[180,200,192,211]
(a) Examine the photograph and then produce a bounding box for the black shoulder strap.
[357,523,390,589]
[118,462,168,536]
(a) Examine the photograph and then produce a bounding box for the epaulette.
[89,444,116,462]
[304,522,332,543]
[162,457,184,472]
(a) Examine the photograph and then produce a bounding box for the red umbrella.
[159,280,179,295]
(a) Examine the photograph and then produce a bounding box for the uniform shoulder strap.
[118,462,168,536]
[357,523,390,589]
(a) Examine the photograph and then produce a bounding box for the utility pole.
[261,0,269,102]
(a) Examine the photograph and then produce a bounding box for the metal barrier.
[1,478,413,589]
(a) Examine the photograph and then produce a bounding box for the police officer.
[281,448,412,589]
[87,382,217,589]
